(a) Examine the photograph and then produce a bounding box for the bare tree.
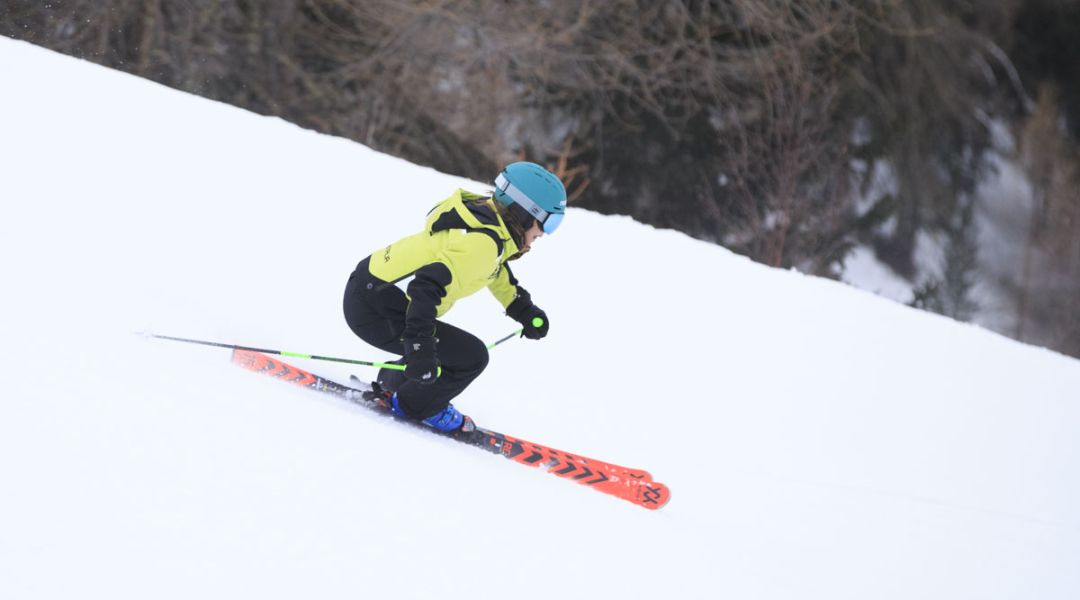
[1016,85,1080,354]
[5,0,1080,355]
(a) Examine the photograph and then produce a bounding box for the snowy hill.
[2,37,1079,599]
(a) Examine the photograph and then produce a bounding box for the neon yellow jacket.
[366,189,524,338]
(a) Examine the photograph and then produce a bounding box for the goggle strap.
[495,173,551,224]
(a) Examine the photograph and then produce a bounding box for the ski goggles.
[495,173,565,234]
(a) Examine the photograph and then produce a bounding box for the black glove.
[403,337,440,384]
[507,296,549,340]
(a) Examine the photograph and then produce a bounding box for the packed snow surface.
[2,38,1079,599]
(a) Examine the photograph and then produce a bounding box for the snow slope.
[2,37,1079,599]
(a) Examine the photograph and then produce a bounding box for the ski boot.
[357,381,474,433]
[418,401,475,433]
[389,394,475,433]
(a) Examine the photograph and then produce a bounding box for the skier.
[343,162,567,432]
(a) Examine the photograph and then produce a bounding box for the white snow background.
[2,38,1079,600]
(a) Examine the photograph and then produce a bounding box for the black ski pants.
[342,258,489,420]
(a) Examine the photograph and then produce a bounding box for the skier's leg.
[393,320,489,420]
[344,258,489,423]
[343,259,411,389]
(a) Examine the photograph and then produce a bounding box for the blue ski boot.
[390,393,474,433]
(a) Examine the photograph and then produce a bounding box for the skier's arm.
[505,286,549,339]
[405,232,502,339]
[400,262,452,384]
[490,264,549,340]
[488,263,521,309]
[402,262,452,340]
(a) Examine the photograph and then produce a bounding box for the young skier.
[342,162,567,433]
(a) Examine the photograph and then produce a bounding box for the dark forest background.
[3,0,1079,357]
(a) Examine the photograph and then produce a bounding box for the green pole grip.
[377,363,442,378]
[375,362,404,371]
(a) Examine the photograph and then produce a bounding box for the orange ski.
[231,349,670,510]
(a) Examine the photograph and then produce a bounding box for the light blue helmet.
[493,161,567,234]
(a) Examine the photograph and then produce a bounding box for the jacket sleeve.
[487,262,524,310]
[403,262,452,340]
[403,231,503,339]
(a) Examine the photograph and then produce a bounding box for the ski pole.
[146,321,541,370]
[486,317,545,349]
[145,333,415,371]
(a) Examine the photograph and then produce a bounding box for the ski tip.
[639,481,671,510]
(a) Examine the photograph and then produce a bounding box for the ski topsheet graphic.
[231,349,670,510]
